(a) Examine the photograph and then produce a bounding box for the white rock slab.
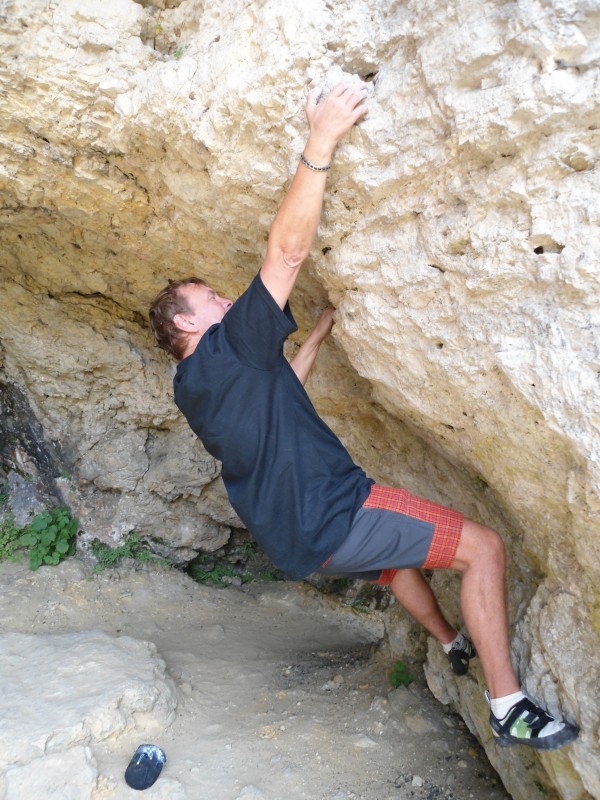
[0,631,178,769]
[1,746,98,800]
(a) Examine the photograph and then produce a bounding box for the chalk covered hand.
[289,307,337,386]
[303,82,369,166]
[312,307,335,344]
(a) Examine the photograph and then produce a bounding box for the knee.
[483,524,506,568]
[454,519,506,571]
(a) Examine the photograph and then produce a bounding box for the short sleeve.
[222,273,297,370]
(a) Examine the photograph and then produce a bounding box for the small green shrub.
[91,531,171,574]
[241,541,258,558]
[0,514,23,561]
[389,660,414,688]
[349,601,372,615]
[173,44,189,60]
[19,507,77,571]
[188,563,253,586]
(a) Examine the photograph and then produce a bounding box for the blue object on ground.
[124,744,167,790]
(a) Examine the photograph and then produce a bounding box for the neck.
[179,332,202,360]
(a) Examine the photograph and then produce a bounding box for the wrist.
[300,153,330,172]
[303,135,335,165]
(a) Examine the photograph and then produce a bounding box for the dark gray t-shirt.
[173,273,373,579]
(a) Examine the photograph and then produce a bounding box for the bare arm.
[260,83,368,310]
[289,308,335,386]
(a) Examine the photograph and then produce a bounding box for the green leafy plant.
[173,45,189,60]
[389,660,414,688]
[350,600,372,615]
[19,507,77,571]
[0,514,23,561]
[91,531,171,574]
[188,563,253,586]
[241,541,258,559]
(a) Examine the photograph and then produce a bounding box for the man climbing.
[149,83,579,751]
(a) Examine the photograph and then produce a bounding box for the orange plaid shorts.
[365,485,463,585]
[320,484,463,586]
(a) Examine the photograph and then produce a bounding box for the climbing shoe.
[125,744,167,789]
[488,694,579,751]
[446,634,477,676]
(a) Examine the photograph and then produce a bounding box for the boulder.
[0,1,598,797]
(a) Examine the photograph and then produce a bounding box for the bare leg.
[450,519,519,698]
[391,524,578,749]
[389,569,457,645]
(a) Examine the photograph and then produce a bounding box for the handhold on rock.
[124,744,167,790]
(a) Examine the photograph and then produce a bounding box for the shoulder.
[224,273,298,336]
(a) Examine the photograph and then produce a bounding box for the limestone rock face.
[0,1,599,798]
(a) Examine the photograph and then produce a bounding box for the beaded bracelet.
[300,153,331,172]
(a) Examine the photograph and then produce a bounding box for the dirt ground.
[0,558,512,799]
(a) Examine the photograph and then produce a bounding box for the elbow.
[281,248,307,271]
[267,227,309,270]
[266,239,307,271]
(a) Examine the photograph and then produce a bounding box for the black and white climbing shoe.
[446,635,477,676]
[487,693,579,751]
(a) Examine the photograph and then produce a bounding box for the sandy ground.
[0,558,511,800]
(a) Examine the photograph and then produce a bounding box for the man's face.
[177,284,233,332]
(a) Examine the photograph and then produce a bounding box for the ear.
[172,313,190,333]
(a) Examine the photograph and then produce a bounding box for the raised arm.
[289,307,335,386]
[260,83,368,310]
